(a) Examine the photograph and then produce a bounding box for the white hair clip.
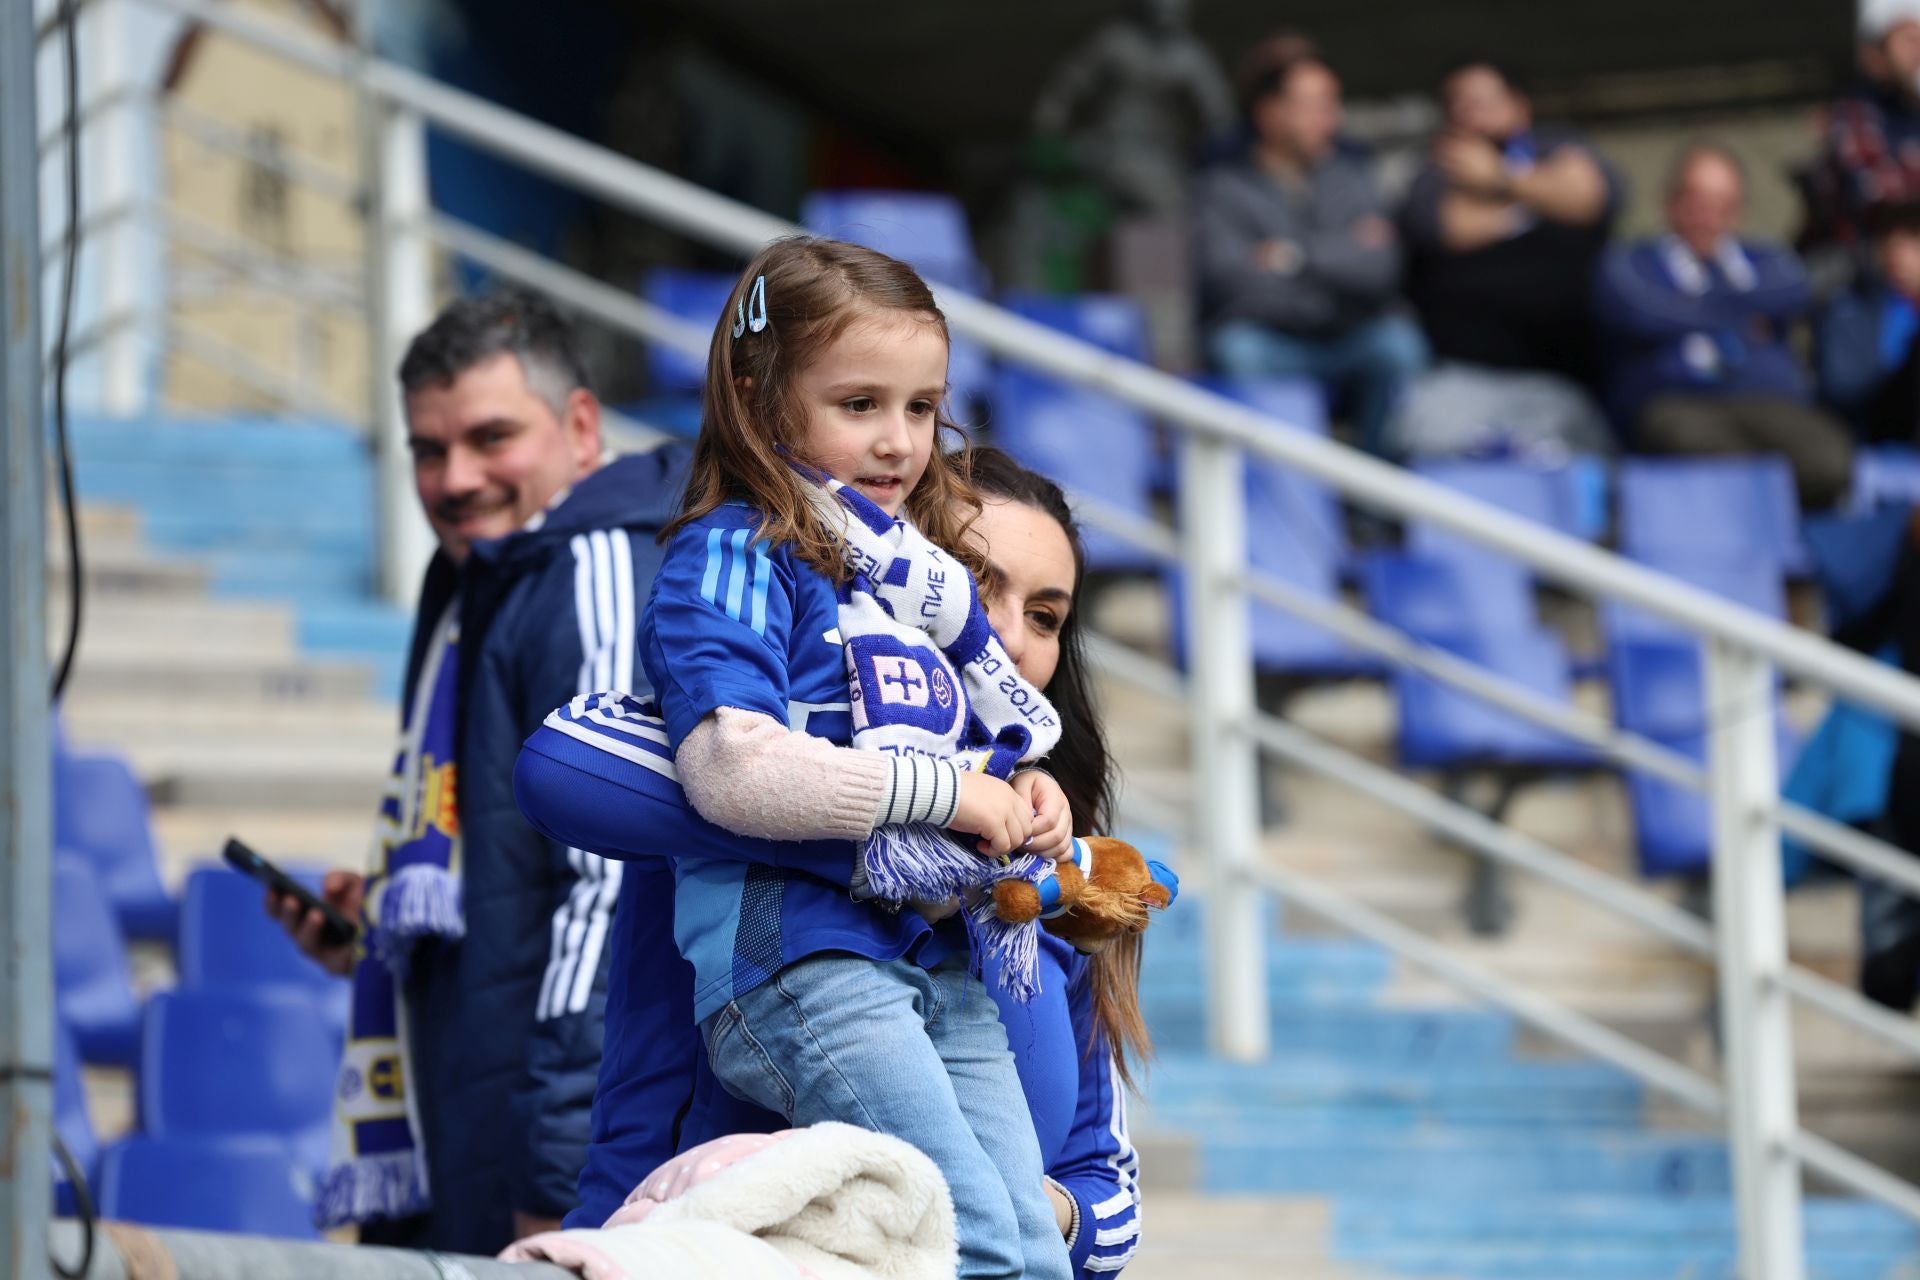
[732,274,768,338]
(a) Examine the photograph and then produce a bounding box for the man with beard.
[265,290,690,1254]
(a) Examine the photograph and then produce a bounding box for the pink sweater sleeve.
[678,707,962,843]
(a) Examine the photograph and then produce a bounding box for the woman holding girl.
[513,239,1147,1278]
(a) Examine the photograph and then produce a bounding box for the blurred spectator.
[1032,0,1233,217]
[1799,0,1920,258]
[1597,144,1852,509]
[1820,201,1920,442]
[1193,50,1426,453]
[1390,60,1619,458]
[266,292,691,1253]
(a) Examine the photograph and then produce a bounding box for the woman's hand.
[1011,770,1072,861]
[950,772,1033,857]
[1045,1181,1075,1238]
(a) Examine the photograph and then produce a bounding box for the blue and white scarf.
[315,601,466,1229]
[792,462,1064,1000]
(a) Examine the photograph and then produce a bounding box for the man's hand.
[266,869,364,977]
[1254,238,1303,275]
[513,1212,564,1240]
[1011,770,1073,862]
[1436,132,1512,199]
[1350,214,1395,249]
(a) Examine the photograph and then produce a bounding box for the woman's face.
[973,497,1076,691]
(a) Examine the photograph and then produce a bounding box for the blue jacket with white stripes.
[382,445,690,1253]
[516,692,1142,1276]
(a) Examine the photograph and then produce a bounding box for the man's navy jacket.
[372,445,689,1254]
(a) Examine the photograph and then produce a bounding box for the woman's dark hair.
[966,446,1151,1088]
[967,447,1114,837]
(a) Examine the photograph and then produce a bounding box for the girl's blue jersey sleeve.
[1051,959,1142,1277]
[642,516,796,748]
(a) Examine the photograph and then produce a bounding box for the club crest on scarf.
[791,459,1063,1000]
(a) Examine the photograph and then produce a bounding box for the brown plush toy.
[992,835,1179,953]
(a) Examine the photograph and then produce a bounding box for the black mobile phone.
[224,837,358,948]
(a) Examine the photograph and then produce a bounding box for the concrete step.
[1124,1193,1376,1280]
[72,597,296,653]
[128,742,386,810]
[48,545,208,597]
[61,653,376,705]
[62,698,393,753]
[148,807,372,884]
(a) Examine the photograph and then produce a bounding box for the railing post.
[1178,432,1268,1062]
[3,1,53,1274]
[358,22,435,605]
[90,0,150,415]
[1705,639,1805,1280]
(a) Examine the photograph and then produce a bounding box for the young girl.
[639,237,1073,1280]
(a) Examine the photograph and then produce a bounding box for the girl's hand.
[1011,770,1072,861]
[950,772,1033,857]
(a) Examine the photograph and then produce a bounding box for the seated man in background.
[1193,47,1425,454]
[1597,143,1852,509]
[1821,201,1920,444]
[1800,0,1920,264]
[1392,59,1619,459]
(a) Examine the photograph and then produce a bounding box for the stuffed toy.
[992,836,1179,953]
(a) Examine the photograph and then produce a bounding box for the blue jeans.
[1209,314,1428,454]
[702,953,1070,1280]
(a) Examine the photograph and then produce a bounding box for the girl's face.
[973,497,1076,690]
[794,312,947,515]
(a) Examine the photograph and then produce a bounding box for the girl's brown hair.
[663,236,982,581]
[967,446,1151,1092]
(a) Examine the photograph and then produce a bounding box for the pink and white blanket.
[500,1122,956,1280]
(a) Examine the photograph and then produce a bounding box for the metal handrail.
[116,0,1920,733]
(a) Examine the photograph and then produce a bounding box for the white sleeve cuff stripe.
[1094,1221,1140,1247]
[880,757,961,828]
[1092,1189,1133,1219]
[539,532,635,1022]
[1087,1243,1138,1272]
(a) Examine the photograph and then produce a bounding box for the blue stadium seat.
[139,988,337,1178]
[1608,638,1794,875]
[1602,552,1788,646]
[98,1135,317,1239]
[800,189,987,292]
[641,268,734,395]
[1851,444,1920,512]
[1005,293,1151,362]
[178,867,348,1043]
[1161,376,1379,678]
[53,1021,95,1217]
[1362,551,1536,644]
[992,294,1160,571]
[54,751,177,943]
[1205,376,1351,572]
[53,853,141,1067]
[1393,629,1593,770]
[1410,458,1589,584]
[994,380,1157,573]
[1618,456,1809,573]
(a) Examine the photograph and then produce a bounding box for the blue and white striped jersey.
[640,503,957,1023]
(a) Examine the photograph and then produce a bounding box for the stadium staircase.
[52,419,1920,1277]
[54,414,403,908]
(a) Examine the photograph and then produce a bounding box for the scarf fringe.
[967,889,1043,1003]
[860,822,977,905]
[314,1149,430,1229]
[371,863,464,977]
